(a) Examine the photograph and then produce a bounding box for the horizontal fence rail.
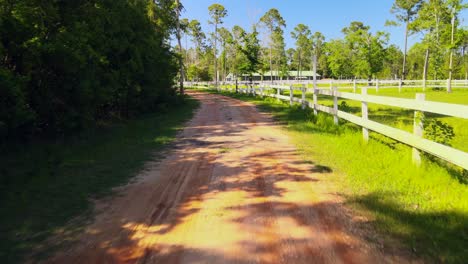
[185,78,468,92]
[185,81,468,170]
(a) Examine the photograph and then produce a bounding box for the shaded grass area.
[207,89,468,263]
[0,97,199,263]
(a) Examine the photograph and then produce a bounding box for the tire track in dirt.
[45,91,418,264]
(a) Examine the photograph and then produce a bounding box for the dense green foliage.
[259,8,287,79]
[208,3,227,85]
[0,0,180,140]
[235,26,261,76]
[291,24,312,76]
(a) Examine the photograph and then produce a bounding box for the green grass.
[0,97,199,263]
[207,89,468,263]
[276,87,468,152]
[310,87,468,106]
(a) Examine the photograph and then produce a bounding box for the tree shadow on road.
[45,92,418,263]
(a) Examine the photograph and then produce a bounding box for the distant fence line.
[185,81,468,171]
[186,79,468,92]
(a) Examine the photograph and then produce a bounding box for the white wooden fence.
[186,79,468,92]
[185,81,468,170]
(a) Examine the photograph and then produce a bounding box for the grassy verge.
[279,87,468,152]
[0,96,199,263]
[207,89,467,263]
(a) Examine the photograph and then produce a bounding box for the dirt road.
[48,92,409,263]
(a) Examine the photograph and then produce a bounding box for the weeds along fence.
[185,81,468,170]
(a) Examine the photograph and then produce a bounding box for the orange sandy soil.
[44,92,418,263]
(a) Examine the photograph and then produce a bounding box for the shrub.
[424,118,455,146]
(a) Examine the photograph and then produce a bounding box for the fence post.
[412,93,425,166]
[353,79,357,93]
[398,79,402,93]
[290,85,294,106]
[447,79,451,93]
[333,86,338,125]
[423,79,427,92]
[235,79,238,93]
[313,84,318,116]
[277,85,280,101]
[301,84,306,109]
[361,86,369,142]
[330,79,333,91]
[376,79,379,93]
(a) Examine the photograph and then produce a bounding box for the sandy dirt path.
[47,92,412,263]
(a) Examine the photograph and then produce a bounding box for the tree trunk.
[402,19,409,80]
[423,48,429,89]
[463,46,467,81]
[185,34,188,67]
[214,23,218,90]
[223,43,227,82]
[276,57,280,81]
[448,12,455,93]
[269,30,273,83]
[175,0,184,95]
[310,52,315,72]
[298,49,302,79]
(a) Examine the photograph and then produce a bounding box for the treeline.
[0,0,181,141]
[179,0,467,82]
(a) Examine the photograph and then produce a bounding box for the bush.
[338,101,352,112]
[0,69,35,138]
[424,118,455,146]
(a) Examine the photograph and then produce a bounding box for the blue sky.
[179,0,468,50]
